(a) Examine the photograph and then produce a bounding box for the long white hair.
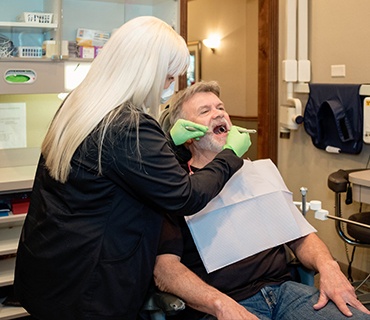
[42,16,190,183]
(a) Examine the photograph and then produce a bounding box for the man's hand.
[291,233,370,317]
[223,125,252,157]
[314,260,370,316]
[170,119,208,146]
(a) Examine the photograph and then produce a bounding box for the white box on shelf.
[42,40,69,58]
[18,47,43,58]
[17,12,53,24]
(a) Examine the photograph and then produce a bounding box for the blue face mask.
[160,82,175,104]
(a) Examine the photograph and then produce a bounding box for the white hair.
[42,16,190,182]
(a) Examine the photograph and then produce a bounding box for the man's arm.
[288,233,370,316]
[154,253,258,320]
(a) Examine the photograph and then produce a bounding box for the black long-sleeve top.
[14,110,242,320]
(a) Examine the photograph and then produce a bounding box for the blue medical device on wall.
[304,83,363,154]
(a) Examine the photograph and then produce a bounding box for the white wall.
[278,0,370,274]
[188,0,258,118]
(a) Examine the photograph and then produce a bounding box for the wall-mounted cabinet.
[0,0,179,61]
[0,60,64,94]
[0,0,181,94]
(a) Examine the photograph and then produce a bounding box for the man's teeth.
[214,125,227,134]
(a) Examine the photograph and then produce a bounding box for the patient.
[154,81,370,320]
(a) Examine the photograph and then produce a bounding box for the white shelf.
[0,21,57,29]
[0,306,28,320]
[0,166,36,194]
[0,214,25,257]
[0,257,16,287]
[0,227,22,256]
[0,215,26,230]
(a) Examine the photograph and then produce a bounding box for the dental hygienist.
[14,16,251,320]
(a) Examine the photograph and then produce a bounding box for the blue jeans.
[201,281,370,319]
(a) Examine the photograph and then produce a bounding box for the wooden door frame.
[257,0,278,163]
[179,0,188,90]
[180,0,278,163]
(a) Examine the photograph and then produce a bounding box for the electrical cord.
[346,244,355,282]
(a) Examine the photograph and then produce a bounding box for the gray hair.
[169,81,221,127]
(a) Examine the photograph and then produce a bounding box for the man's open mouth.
[213,125,227,134]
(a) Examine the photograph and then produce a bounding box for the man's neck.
[189,150,217,169]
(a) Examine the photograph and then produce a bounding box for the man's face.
[182,91,232,153]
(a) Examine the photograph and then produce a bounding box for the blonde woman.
[14,16,250,319]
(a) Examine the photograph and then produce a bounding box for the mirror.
[185,0,278,162]
[187,41,201,87]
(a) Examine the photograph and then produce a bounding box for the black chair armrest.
[143,290,185,316]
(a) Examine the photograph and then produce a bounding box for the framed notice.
[0,103,27,149]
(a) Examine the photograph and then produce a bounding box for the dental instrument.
[185,126,257,134]
[236,128,257,134]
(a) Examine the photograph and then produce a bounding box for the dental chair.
[142,184,316,320]
[328,169,370,307]
[143,168,370,319]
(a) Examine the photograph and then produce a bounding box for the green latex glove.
[223,125,252,157]
[170,119,209,146]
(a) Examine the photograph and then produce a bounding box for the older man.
[154,81,370,320]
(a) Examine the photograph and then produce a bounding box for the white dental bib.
[185,159,316,273]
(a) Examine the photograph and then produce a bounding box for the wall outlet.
[331,64,346,77]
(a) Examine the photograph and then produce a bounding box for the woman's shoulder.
[104,109,165,148]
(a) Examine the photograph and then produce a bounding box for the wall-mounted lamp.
[203,35,221,53]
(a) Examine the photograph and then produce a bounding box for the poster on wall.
[0,103,27,149]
